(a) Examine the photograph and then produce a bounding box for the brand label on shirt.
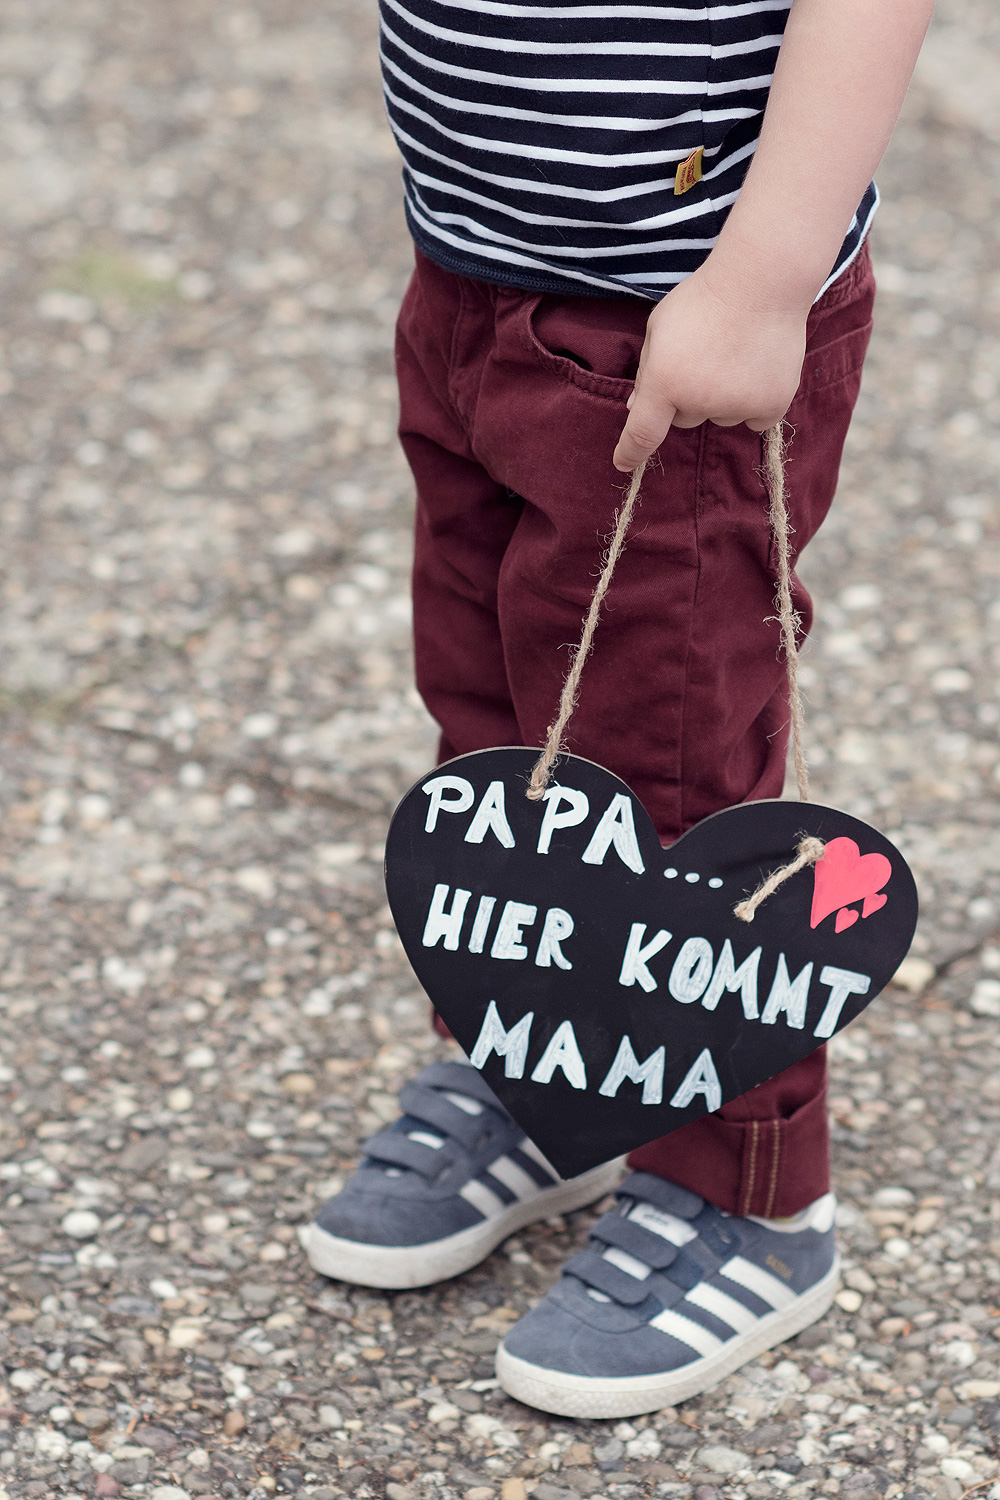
[674,146,704,196]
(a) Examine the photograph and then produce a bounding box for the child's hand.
[612,264,809,472]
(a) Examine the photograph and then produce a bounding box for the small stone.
[891,956,935,993]
[835,1288,864,1312]
[240,1281,280,1309]
[427,1401,462,1423]
[500,1483,527,1500]
[970,978,1000,1016]
[167,1319,204,1347]
[386,1486,415,1500]
[183,1045,216,1069]
[465,1490,495,1500]
[76,1406,112,1431]
[940,1458,976,1482]
[119,1135,169,1172]
[95,1478,121,1498]
[167,1087,194,1112]
[958,1379,1000,1398]
[317,1404,342,1428]
[148,1489,190,1500]
[695,1446,750,1475]
[133,1427,178,1454]
[223,1410,246,1436]
[281,1072,316,1094]
[259,1241,288,1262]
[61,1209,101,1239]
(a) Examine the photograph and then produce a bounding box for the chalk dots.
[664,868,678,879]
[708,877,723,888]
[685,872,700,883]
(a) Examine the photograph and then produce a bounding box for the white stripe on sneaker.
[718,1256,798,1311]
[408,1130,444,1148]
[444,1090,485,1116]
[517,1137,562,1181]
[488,1155,543,1200]
[684,1281,760,1335]
[459,1178,507,1218]
[602,1247,652,1280]
[648,1307,725,1357]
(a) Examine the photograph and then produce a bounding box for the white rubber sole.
[495,1255,840,1418]
[304,1157,626,1290]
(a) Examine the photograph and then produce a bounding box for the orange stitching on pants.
[740,1119,760,1217]
[763,1122,782,1219]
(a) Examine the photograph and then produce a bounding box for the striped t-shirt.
[379,0,877,301]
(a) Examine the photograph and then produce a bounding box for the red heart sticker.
[811,836,891,931]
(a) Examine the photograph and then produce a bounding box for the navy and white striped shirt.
[379,0,877,301]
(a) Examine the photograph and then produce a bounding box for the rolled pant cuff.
[625,1084,831,1219]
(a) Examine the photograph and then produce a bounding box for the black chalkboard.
[384,748,918,1178]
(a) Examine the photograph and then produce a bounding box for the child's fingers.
[613,394,677,472]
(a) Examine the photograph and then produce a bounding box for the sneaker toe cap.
[313,1179,479,1248]
[502,1300,698,1380]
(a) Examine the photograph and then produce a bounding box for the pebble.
[60,1210,101,1239]
[696,1446,751,1475]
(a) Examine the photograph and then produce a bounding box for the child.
[304,0,933,1417]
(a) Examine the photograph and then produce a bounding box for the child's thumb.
[613,394,676,472]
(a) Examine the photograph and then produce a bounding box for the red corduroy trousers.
[396,244,875,1217]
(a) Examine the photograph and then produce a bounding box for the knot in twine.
[525,423,824,917]
[732,834,825,923]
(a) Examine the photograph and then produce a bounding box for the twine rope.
[526,459,648,801]
[525,422,824,918]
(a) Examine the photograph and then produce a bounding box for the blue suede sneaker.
[496,1171,839,1418]
[305,1060,623,1289]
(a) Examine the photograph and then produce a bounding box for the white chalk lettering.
[618,923,672,992]
[469,1000,533,1078]
[760,954,814,1029]
[580,794,645,874]
[422,775,474,833]
[530,1020,588,1090]
[421,883,471,950]
[702,940,762,1018]
[490,900,538,960]
[668,937,714,1004]
[669,1047,722,1113]
[534,907,574,969]
[814,964,871,1038]
[467,895,496,954]
[598,1036,665,1105]
[537,786,590,855]
[464,780,516,848]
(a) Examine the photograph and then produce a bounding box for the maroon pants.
[397,245,875,1217]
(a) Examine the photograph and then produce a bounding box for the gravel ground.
[0,3,998,1500]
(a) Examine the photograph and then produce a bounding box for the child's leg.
[402,245,874,1219]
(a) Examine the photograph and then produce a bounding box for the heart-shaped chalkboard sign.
[384,748,918,1178]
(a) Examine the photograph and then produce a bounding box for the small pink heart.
[862,892,887,919]
[835,906,859,933]
[811,837,892,930]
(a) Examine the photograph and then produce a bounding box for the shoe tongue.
[626,1200,697,1247]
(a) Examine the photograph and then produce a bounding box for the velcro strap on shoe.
[664,1248,704,1291]
[590,1211,679,1271]
[415,1060,508,1112]
[563,1248,653,1306]
[690,1203,741,1260]
[363,1131,456,1178]
[619,1172,703,1219]
[397,1080,488,1152]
